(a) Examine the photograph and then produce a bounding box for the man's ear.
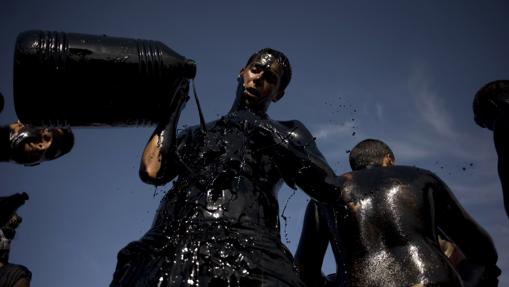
[272,90,284,102]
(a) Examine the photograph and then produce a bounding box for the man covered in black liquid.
[111,48,340,286]
[295,139,500,287]
[473,80,509,219]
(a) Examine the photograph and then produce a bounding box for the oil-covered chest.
[182,115,279,180]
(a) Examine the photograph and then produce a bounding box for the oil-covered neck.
[228,82,270,116]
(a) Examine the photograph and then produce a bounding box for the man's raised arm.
[140,81,189,185]
[432,174,500,286]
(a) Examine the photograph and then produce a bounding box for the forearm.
[295,201,329,287]
[436,194,498,265]
[296,155,341,203]
[256,119,341,202]
[439,206,498,265]
[139,81,189,185]
[277,143,341,203]
[139,112,182,184]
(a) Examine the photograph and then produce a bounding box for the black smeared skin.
[295,166,499,287]
[111,86,340,287]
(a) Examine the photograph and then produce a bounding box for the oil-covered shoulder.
[275,119,312,133]
[389,165,444,182]
[272,119,316,144]
[390,165,431,173]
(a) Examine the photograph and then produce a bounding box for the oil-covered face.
[239,53,284,111]
[10,124,70,165]
[14,128,53,165]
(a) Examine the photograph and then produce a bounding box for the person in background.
[295,139,500,286]
[473,80,509,219]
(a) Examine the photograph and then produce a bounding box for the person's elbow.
[139,163,163,185]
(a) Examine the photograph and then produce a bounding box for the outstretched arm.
[140,80,189,185]
[295,200,330,287]
[433,175,500,285]
[266,120,341,203]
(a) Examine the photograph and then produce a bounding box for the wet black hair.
[349,139,395,171]
[45,128,74,160]
[473,80,509,130]
[245,48,292,92]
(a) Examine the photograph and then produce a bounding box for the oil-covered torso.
[155,109,285,231]
[327,166,461,287]
[148,109,306,286]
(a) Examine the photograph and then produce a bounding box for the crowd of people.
[109,48,504,286]
[1,49,506,286]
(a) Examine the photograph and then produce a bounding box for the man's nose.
[253,71,265,83]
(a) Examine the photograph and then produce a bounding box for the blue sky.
[1,1,508,286]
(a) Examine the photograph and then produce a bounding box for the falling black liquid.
[280,189,296,244]
[323,94,359,132]
[433,161,476,176]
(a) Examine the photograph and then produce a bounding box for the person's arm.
[493,117,509,217]
[139,80,189,185]
[294,200,330,287]
[266,120,341,203]
[432,173,500,286]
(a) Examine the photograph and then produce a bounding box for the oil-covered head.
[244,48,292,93]
[235,48,292,113]
[473,80,509,130]
[44,127,74,161]
[9,123,74,166]
[349,139,395,171]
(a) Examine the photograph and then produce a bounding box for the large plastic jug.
[14,30,196,127]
